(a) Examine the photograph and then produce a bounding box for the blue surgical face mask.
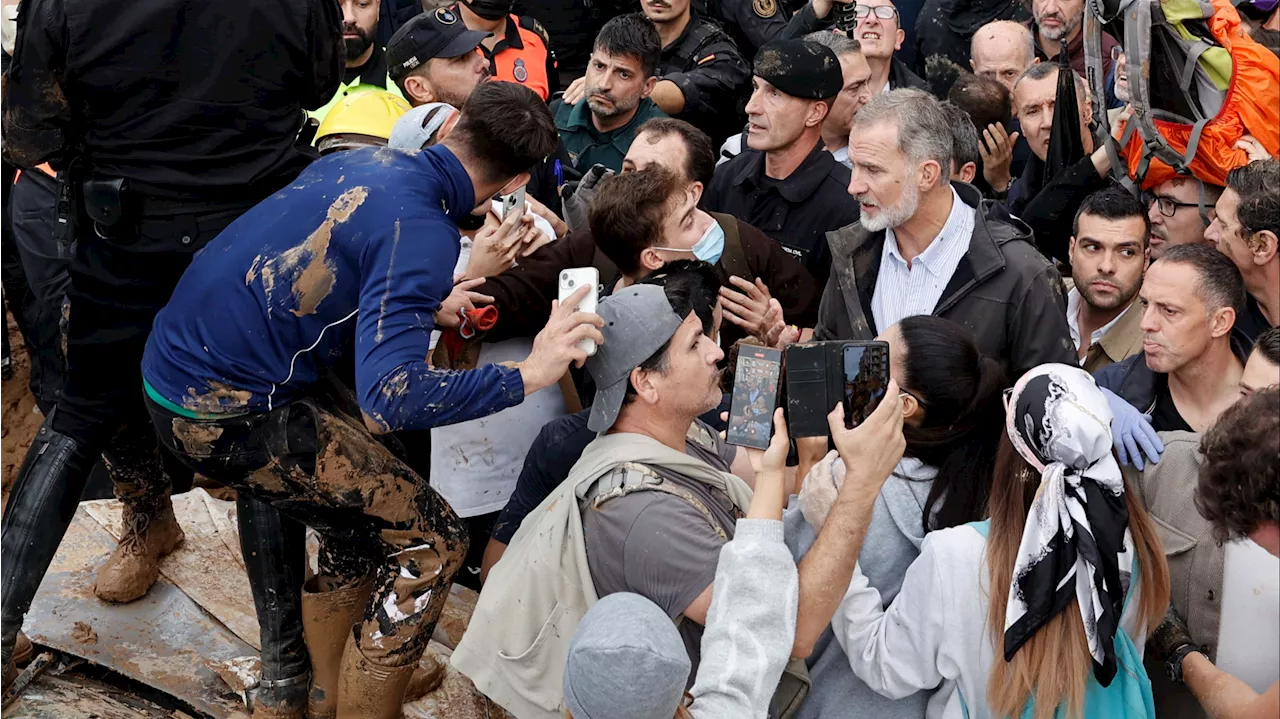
[690,220,725,264]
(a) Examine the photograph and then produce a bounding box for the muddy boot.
[92,497,185,603]
[12,632,33,667]
[335,634,417,719]
[252,673,310,719]
[302,577,374,719]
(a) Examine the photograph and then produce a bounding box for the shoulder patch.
[518,15,551,44]
[752,0,778,18]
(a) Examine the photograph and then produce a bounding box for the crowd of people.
[0,0,1277,717]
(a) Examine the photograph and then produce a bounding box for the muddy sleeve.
[1006,259,1076,379]
[2,0,71,169]
[355,217,525,433]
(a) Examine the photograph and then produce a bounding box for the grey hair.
[851,88,954,174]
[971,20,1035,66]
[1013,61,1087,99]
[803,30,863,58]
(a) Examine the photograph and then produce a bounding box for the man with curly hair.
[1207,159,1280,346]
[1148,388,1280,719]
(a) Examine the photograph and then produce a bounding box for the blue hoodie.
[142,145,524,432]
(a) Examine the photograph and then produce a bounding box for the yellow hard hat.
[315,89,412,146]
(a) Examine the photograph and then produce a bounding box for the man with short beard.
[1031,0,1119,79]
[552,13,668,172]
[1146,175,1225,260]
[1066,187,1150,373]
[814,88,1075,380]
[387,8,493,108]
[312,0,407,121]
[803,31,872,169]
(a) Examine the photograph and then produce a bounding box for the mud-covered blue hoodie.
[142,145,524,432]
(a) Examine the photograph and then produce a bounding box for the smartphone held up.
[726,346,782,450]
[557,267,600,357]
[782,340,890,437]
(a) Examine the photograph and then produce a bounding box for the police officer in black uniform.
[703,39,860,283]
[0,0,343,700]
[513,0,630,87]
[695,0,789,57]
[644,0,752,144]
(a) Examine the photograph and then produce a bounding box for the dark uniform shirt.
[512,0,628,80]
[2,0,343,200]
[551,97,668,172]
[696,0,788,58]
[450,5,559,100]
[704,140,858,282]
[1151,373,1194,433]
[658,15,751,145]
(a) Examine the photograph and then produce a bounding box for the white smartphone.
[557,267,600,357]
[500,185,527,220]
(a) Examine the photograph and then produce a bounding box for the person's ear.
[970,57,977,71]
[1209,306,1237,339]
[630,366,661,405]
[640,76,657,99]
[639,247,667,272]
[806,100,831,128]
[497,172,532,196]
[894,27,905,50]
[959,161,977,184]
[437,112,460,141]
[1068,235,1079,265]
[1254,230,1279,266]
[405,76,436,105]
[689,181,704,206]
[918,159,942,193]
[900,392,921,423]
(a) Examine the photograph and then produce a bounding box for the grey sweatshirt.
[782,459,936,719]
[690,518,800,719]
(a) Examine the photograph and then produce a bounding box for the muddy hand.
[434,278,495,329]
[519,285,604,393]
[464,209,527,280]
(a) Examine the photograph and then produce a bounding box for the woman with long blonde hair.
[829,364,1170,718]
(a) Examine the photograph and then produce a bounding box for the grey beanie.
[563,593,691,719]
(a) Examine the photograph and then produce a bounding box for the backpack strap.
[710,212,752,281]
[583,462,730,541]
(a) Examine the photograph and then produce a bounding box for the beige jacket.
[1131,431,1221,719]
[451,431,753,719]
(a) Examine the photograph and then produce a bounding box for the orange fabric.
[1118,0,1280,189]
[491,17,550,101]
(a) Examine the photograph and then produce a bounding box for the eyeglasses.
[854,4,899,20]
[1142,192,1199,218]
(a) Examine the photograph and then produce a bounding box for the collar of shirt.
[830,145,851,168]
[561,97,657,137]
[354,44,391,88]
[730,140,835,202]
[423,144,479,223]
[1067,286,1136,360]
[882,185,970,278]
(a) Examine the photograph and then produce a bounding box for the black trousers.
[9,170,71,413]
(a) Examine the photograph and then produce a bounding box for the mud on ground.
[3,314,43,510]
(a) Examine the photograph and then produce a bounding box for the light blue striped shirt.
[871,187,976,333]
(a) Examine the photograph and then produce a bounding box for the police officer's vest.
[490,15,553,101]
[662,18,723,72]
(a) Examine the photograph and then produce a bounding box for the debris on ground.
[71,622,98,645]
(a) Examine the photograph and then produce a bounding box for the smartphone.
[784,343,833,438]
[500,185,527,220]
[842,342,890,429]
[726,346,782,449]
[558,267,600,357]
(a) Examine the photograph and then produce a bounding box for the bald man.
[971,20,1037,93]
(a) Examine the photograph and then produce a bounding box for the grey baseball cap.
[586,284,684,433]
[563,593,691,719]
[388,103,458,151]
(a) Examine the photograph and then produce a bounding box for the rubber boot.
[302,577,374,719]
[239,497,310,719]
[92,495,185,603]
[2,417,100,691]
[335,634,417,719]
[12,632,32,667]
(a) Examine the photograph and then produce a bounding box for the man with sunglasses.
[1145,175,1225,260]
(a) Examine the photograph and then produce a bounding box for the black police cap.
[387,7,491,82]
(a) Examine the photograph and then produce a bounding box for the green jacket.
[551,96,667,172]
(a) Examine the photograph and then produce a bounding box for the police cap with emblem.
[387,7,491,82]
[752,39,843,100]
[585,284,685,433]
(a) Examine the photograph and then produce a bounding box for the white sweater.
[832,524,1149,719]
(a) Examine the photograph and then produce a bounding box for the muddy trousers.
[144,394,469,671]
[0,202,247,665]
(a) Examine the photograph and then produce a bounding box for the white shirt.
[429,205,568,517]
[830,145,851,168]
[1066,288,1136,365]
[1215,538,1280,693]
[871,187,975,332]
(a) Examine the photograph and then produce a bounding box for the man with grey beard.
[812,88,1076,380]
[553,13,668,171]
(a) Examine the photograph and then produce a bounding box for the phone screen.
[727,346,782,450]
[842,342,889,429]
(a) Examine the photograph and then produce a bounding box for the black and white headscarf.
[1002,364,1134,687]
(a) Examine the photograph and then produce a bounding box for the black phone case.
[784,343,848,437]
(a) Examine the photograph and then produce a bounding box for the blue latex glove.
[1101,387,1164,470]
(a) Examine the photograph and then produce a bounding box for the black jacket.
[659,16,751,145]
[3,0,343,200]
[814,182,1076,380]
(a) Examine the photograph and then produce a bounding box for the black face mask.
[457,211,487,231]
[462,0,513,21]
